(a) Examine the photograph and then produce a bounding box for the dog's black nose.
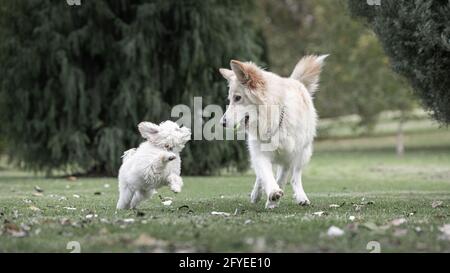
[221,118,227,127]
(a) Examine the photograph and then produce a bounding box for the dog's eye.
[234,95,242,102]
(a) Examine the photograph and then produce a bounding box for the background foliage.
[257,0,415,131]
[0,0,264,175]
[348,0,450,124]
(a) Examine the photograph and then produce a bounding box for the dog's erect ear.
[219,68,234,81]
[230,60,248,84]
[230,60,265,90]
[138,122,159,139]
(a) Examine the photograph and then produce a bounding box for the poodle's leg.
[116,184,134,210]
[250,177,262,204]
[130,190,150,209]
[167,173,183,193]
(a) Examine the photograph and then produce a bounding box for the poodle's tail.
[290,54,329,95]
[121,148,137,163]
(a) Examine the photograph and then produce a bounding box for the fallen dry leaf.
[362,222,380,231]
[162,200,173,206]
[432,200,443,208]
[29,206,41,212]
[32,192,43,197]
[63,207,77,211]
[133,234,158,246]
[20,223,31,231]
[211,211,231,217]
[353,204,363,211]
[312,211,327,217]
[99,228,109,235]
[390,218,407,227]
[4,223,27,238]
[327,226,345,237]
[34,185,44,193]
[59,218,72,226]
[349,215,356,221]
[347,223,359,233]
[393,228,408,237]
[85,214,98,219]
[73,194,80,199]
[329,204,340,208]
[123,218,135,224]
[67,176,77,181]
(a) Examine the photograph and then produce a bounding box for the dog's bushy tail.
[290,55,328,95]
[121,148,137,162]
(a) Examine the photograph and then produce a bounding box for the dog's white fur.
[219,55,328,209]
[116,121,191,209]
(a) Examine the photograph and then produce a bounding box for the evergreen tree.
[348,0,450,124]
[0,0,264,175]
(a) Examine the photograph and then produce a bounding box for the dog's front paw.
[250,189,262,204]
[168,174,183,193]
[264,189,284,209]
[170,184,182,193]
[269,189,284,202]
[161,152,177,162]
[265,200,279,209]
[294,193,310,206]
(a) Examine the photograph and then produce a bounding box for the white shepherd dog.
[219,55,328,209]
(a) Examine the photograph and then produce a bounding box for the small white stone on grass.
[327,226,345,237]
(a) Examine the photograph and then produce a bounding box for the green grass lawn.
[0,124,449,252]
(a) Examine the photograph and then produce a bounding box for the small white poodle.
[116,120,191,209]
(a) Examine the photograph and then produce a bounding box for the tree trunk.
[396,115,405,156]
